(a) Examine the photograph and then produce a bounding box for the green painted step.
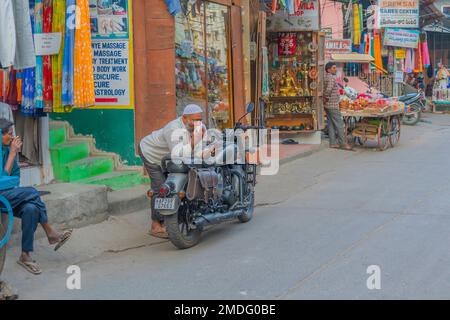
[60,156,114,182]
[77,170,150,191]
[49,123,67,148]
[50,141,91,181]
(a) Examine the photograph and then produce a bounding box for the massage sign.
[377,0,419,28]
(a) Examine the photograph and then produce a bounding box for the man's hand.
[191,125,205,147]
[10,136,22,155]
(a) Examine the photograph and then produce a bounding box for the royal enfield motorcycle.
[148,103,260,249]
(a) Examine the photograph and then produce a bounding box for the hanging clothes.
[73,0,95,108]
[422,33,430,68]
[414,39,423,73]
[373,31,383,72]
[62,0,75,107]
[52,0,66,112]
[34,0,44,109]
[0,0,16,68]
[42,0,53,112]
[353,4,361,46]
[6,69,18,109]
[12,0,36,70]
[21,0,37,116]
[262,47,269,97]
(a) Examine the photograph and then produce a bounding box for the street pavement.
[2,113,450,299]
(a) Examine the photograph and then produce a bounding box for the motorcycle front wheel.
[165,205,202,249]
[402,102,421,126]
[238,191,254,223]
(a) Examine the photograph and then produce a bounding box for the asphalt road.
[3,113,450,299]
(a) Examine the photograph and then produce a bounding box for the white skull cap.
[183,104,203,115]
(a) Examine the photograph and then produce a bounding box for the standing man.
[323,62,353,150]
[139,104,206,239]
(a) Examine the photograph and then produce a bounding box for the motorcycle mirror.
[246,102,255,114]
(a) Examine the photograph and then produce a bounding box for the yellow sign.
[395,48,406,60]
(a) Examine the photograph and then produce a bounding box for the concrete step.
[9,183,109,246]
[49,122,67,148]
[50,141,90,169]
[77,170,149,191]
[60,156,114,182]
[107,184,150,216]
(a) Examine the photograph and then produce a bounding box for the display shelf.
[268,96,314,101]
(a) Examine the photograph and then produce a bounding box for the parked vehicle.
[148,103,260,249]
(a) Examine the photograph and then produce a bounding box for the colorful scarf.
[62,0,75,107]
[73,0,95,108]
[34,0,44,109]
[43,0,53,112]
[52,0,66,112]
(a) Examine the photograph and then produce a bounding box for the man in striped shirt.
[323,62,353,150]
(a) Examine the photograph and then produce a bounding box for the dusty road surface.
[3,113,450,299]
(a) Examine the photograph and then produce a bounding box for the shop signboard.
[377,0,419,28]
[383,28,420,49]
[89,0,134,109]
[395,48,406,59]
[267,0,320,31]
[325,39,352,61]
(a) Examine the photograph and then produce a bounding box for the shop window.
[175,0,233,130]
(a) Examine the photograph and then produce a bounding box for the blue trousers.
[0,187,48,252]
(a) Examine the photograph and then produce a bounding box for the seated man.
[0,119,72,275]
[139,104,207,239]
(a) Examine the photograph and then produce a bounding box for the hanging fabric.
[353,4,361,46]
[52,0,66,112]
[373,31,383,72]
[73,0,95,108]
[414,39,423,73]
[62,0,75,107]
[271,0,277,13]
[358,4,363,38]
[12,0,36,70]
[262,47,269,97]
[34,0,44,109]
[43,0,53,112]
[21,0,37,116]
[0,0,16,69]
[422,33,430,68]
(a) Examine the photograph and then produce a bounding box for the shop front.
[134,0,248,146]
[254,0,325,140]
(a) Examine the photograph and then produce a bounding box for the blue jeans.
[0,187,48,252]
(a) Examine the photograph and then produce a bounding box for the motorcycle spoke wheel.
[165,205,202,249]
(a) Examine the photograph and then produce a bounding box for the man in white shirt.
[138,104,205,238]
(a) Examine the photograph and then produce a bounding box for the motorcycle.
[148,102,259,249]
[398,88,425,126]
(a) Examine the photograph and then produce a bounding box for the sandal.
[17,259,42,275]
[149,230,169,239]
[54,229,73,251]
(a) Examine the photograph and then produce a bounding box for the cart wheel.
[389,116,401,147]
[356,137,367,146]
[344,117,357,147]
[378,119,389,151]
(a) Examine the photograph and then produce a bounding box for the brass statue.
[279,68,299,97]
[301,63,311,97]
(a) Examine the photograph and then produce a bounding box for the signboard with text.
[90,0,133,109]
[267,1,320,31]
[377,0,419,28]
[325,39,352,61]
[383,28,420,49]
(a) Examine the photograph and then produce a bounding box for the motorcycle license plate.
[154,198,176,210]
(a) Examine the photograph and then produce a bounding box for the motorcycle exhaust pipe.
[193,210,244,228]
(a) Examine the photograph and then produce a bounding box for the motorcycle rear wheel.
[402,103,421,126]
[165,207,202,249]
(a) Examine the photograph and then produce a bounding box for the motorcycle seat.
[166,161,189,173]
[399,93,419,102]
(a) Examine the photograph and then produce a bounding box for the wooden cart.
[341,110,404,151]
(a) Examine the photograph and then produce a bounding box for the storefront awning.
[330,53,375,63]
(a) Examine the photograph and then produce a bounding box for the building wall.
[320,0,344,38]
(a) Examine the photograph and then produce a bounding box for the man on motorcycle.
[138,104,206,239]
